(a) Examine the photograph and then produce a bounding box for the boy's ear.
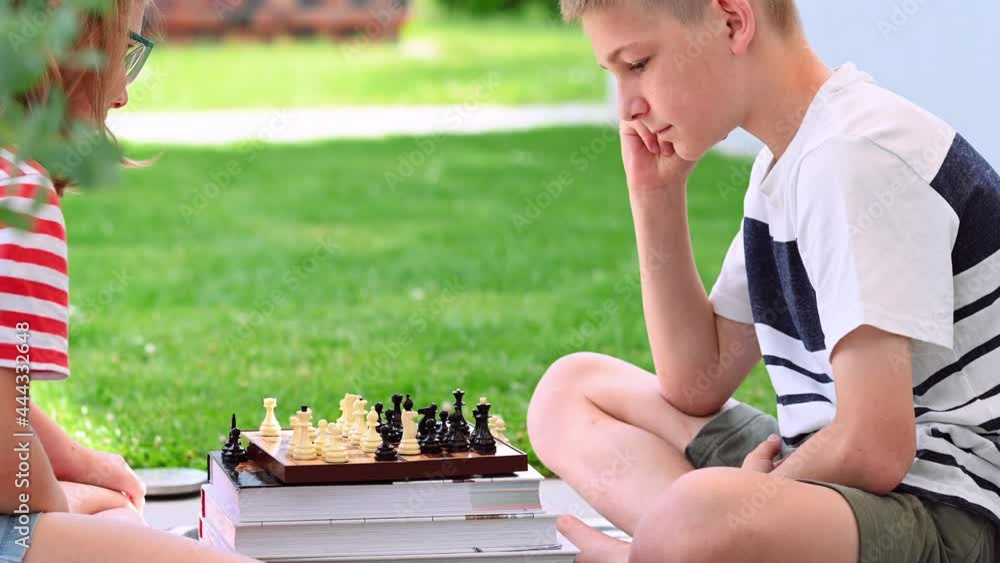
[715,0,756,55]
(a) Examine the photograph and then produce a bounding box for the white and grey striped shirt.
[710,63,1000,523]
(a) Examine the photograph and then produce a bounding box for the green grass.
[128,19,606,111]
[31,127,773,473]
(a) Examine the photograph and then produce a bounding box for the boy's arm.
[768,325,917,494]
[630,186,762,418]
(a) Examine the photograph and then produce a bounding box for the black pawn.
[374,402,385,433]
[403,393,413,412]
[471,402,496,454]
[374,424,399,462]
[421,424,443,455]
[448,409,471,453]
[436,410,450,445]
[222,413,247,463]
[417,403,437,443]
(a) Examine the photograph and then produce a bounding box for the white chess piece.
[488,415,498,436]
[398,410,420,455]
[492,417,508,443]
[324,422,348,463]
[362,407,380,453]
[337,394,358,429]
[259,398,281,437]
[342,396,359,438]
[315,420,328,455]
[350,399,368,446]
[292,408,317,461]
[479,397,487,405]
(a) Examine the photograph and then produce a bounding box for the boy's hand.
[741,434,783,473]
[620,120,698,192]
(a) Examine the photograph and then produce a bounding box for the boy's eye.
[628,58,650,74]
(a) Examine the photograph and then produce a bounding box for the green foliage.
[0,0,122,199]
[434,0,560,19]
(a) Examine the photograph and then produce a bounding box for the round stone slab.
[135,468,208,497]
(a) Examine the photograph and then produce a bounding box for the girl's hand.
[620,120,698,193]
[64,449,146,512]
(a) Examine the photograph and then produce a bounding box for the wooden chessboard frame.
[243,426,528,485]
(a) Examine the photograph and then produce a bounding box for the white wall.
[716,0,999,166]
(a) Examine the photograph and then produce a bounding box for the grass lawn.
[128,19,606,111]
[31,126,773,473]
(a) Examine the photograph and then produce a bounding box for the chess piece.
[435,410,450,445]
[390,394,404,442]
[259,398,281,437]
[222,414,248,463]
[374,402,385,433]
[324,422,348,463]
[362,407,381,453]
[479,396,487,405]
[471,402,496,454]
[488,415,498,436]
[350,399,367,446]
[492,417,508,442]
[374,424,399,462]
[448,409,471,453]
[337,393,359,428]
[308,418,318,442]
[417,403,437,443]
[315,420,328,455]
[341,395,359,437]
[403,393,413,412]
[398,410,421,455]
[292,406,317,461]
[420,423,443,454]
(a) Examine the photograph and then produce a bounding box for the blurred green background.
[32,0,769,473]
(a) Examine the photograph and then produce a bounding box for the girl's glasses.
[126,31,155,84]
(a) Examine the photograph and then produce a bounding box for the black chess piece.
[374,424,399,462]
[417,403,437,443]
[436,410,450,446]
[470,402,497,454]
[403,394,413,412]
[222,413,248,463]
[447,409,471,453]
[420,422,443,455]
[391,394,404,417]
[374,402,385,433]
[451,389,468,426]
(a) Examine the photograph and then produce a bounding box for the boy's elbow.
[656,375,726,418]
[839,432,916,496]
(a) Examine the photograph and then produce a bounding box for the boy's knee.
[527,352,608,451]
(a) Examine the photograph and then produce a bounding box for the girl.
[1,1,257,560]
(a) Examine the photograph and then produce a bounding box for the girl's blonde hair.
[19,0,153,193]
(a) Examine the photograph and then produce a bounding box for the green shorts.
[684,402,999,563]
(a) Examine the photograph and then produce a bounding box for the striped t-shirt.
[709,63,1000,523]
[0,149,70,379]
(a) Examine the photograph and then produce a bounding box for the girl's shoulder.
[0,148,61,207]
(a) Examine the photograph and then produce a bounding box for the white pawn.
[315,420,328,455]
[289,415,300,449]
[342,396,359,438]
[259,398,281,437]
[398,410,420,455]
[492,417,508,443]
[361,407,381,453]
[292,408,317,461]
[488,415,498,436]
[350,399,368,446]
[324,422,348,463]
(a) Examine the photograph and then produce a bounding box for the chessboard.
[226,389,528,485]
[244,427,528,485]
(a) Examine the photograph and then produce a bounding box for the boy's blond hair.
[561,0,800,35]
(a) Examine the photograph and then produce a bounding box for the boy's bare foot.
[557,515,631,563]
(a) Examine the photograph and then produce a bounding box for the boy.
[527,1,1000,562]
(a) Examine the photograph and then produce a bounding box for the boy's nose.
[620,95,649,122]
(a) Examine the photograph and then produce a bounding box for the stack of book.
[199,452,578,562]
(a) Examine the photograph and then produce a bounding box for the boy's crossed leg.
[528,352,860,563]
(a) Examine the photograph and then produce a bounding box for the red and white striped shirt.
[0,149,69,379]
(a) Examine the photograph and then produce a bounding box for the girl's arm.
[0,368,68,514]
[29,399,146,510]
